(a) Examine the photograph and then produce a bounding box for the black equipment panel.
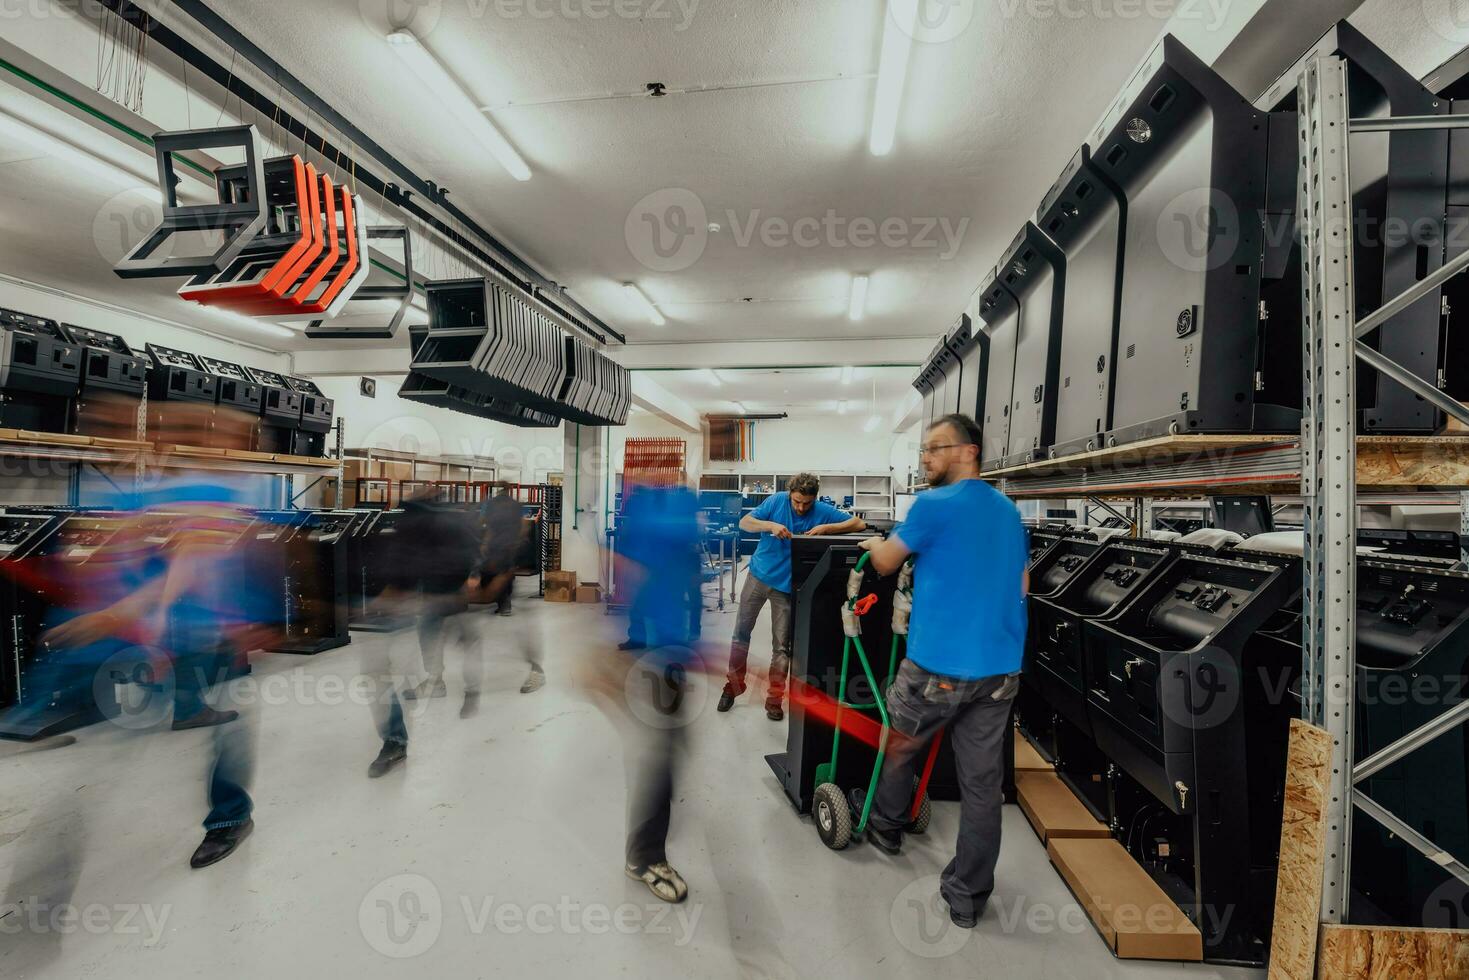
[950,314,989,422]
[60,324,146,397]
[145,344,217,404]
[1090,35,1273,445]
[997,223,1066,466]
[197,356,264,415]
[976,270,1020,469]
[0,309,81,433]
[1261,22,1452,433]
[0,513,60,711]
[267,510,353,654]
[1036,145,1126,457]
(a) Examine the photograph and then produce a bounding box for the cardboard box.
[1047,837,1203,962]
[576,585,603,604]
[1015,770,1110,844]
[545,570,578,603]
[1014,736,1055,772]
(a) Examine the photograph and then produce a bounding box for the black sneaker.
[172,706,239,731]
[368,741,407,778]
[190,818,253,869]
[717,690,738,712]
[617,639,647,651]
[868,825,902,855]
[943,895,980,929]
[765,702,784,722]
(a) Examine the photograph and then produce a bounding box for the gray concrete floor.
[0,592,1262,978]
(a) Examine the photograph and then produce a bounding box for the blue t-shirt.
[619,485,702,648]
[748,492,850,593]
[893,479,1028,680]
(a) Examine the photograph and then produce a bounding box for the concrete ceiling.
[188,0,1182,350]
[638,365,916,418]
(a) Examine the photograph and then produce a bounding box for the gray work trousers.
[869,657,1020,920]
[724,575,793,704]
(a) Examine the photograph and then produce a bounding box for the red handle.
[853,593,879,616]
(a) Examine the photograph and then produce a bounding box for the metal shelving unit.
[989,54,1469,935]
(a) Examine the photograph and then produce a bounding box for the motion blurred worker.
[717,473,864,720]
[858,414,1028,929]
[472,484,545,699]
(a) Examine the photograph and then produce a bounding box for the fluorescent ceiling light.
[838,400,849,415]
[848,275,869,321]
[624,283,666,326]
[869,2,916,156]
[386,29,532,182]
[841,365,855,385]
[863,414,881,433]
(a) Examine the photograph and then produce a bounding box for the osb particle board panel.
[980,434,1288,479]
[1318,924,1469,979]
[1268,720,1334,980]
[1356,439,1469,488]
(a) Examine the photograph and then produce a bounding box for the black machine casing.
[145,343,218,446]
[1082,547,1301,962]
[244,366,304,454]
[1090,35,1290,447]
[949,312,989,423]
[267,510,353,654]
[1036,146,1127,458]
[349,508,417,632]
[1260,21,1454,433]
[60,324,146,441]
[285,376,334,458]
[196,355,263,450]
[768,535,966,812]
[997,223,1067,467]
[0,309,81,433]
[0,513,61,713]
[977,270,1020,470]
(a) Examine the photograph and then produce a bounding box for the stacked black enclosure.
[61,324,146,441]
[949,312,988,423]
[557,335,631,426]
[977,270,1021,469]
[145,343,218,446]
[196,355,263,450]
[398,371,559,427]
[1036,146,1126,457]
[1260,22,1455,433]
[246,366,304,454]
[997,224,1067,467]
[285,376,334,457]
[0,309,80,434]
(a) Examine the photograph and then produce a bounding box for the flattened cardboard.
[1016,770,1109,843]
[1048,836,1204,962]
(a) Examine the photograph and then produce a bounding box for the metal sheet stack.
[407,277,628,427]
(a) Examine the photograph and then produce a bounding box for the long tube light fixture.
[624,283,666,326]
[869,2,916,156]
[849,275,870,321]
[386,29,532,181]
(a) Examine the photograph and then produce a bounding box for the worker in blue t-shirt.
[717,473,865,720]
[858,414,1029,931]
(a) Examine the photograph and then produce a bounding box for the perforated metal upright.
[1297,53,1358,923]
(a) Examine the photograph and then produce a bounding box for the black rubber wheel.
[906,792,932,835]
[813,782,852,850]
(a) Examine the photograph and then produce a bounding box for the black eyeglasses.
[919,443,967,456]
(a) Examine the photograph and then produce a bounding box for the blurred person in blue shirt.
[717,473,863,721]
[858,414,1028,929]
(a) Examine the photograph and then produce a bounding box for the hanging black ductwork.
[398,371,559,428]
[409,278,567,416]
[556,336,630,426]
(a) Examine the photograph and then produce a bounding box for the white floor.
[0,593,1262,979]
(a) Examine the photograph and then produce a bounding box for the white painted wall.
[702,415,896,477]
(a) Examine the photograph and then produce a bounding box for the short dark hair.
[929,413,982,447]
[787,472,820,496]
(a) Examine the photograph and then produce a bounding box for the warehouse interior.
[2,0,1469,976]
